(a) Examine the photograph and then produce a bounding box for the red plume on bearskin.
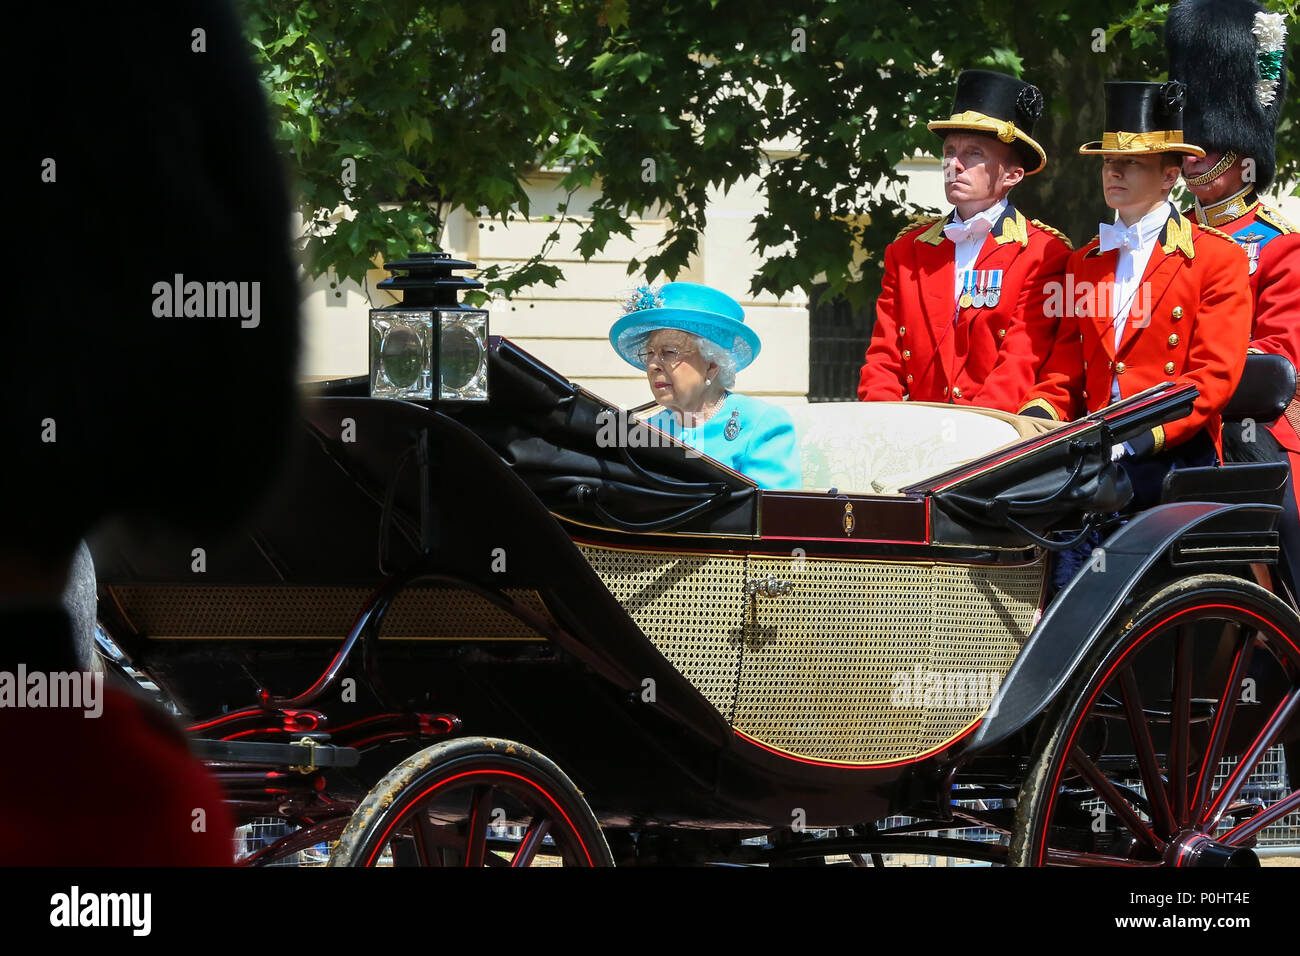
[1165,0,1288,189]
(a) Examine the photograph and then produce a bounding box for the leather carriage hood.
[445,339,759,537]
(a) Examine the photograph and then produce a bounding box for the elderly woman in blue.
[609,282,802,491]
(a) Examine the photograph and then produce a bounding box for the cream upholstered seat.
[783,401,1060,494]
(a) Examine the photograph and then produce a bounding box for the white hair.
[692,335,738,389]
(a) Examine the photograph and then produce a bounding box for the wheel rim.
[358,766,601,867]
[1030,597,1300,867]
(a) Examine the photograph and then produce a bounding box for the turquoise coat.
[647,392,802,491]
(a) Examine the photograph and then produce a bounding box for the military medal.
[723,410,741,441]
[958,271,974,309]
[971,271,987,309]
[1241,237,1261,276]
[985,269,1001,308]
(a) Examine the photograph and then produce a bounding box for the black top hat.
[1079,81,1206,156]
[927,69,1048,175]
[1166,0,1288,190]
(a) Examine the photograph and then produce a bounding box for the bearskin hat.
[1166,0,1289,190]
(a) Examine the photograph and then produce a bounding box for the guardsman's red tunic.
[1019,205,1251,459]
[857,203,1071,412]
[1189,190,1300,460]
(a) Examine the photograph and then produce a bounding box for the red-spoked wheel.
[328,736,613,867]
[1011,574,1300,867]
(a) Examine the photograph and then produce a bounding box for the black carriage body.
[90,338,1292,841]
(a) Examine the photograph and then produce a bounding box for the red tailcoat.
[1189,196,1300,457]
[857,203,1071,412]
[1019,206,1251,458]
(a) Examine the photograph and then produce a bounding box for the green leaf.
[605,0,630,31]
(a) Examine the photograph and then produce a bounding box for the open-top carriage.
[89,258,1300,867]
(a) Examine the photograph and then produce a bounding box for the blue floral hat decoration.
[609,281,761,372]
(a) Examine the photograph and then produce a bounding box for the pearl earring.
[706,378,712,386]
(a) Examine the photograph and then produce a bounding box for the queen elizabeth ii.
[609,282,802,490]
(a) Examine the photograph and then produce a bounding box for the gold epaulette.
[894,214,942,242]
[1030,219,1073,251]
[1258,204,1297,235]
[1197,223,1237,243]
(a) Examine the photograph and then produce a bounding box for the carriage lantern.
[368,252,489,402]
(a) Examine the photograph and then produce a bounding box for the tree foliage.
[239,0,1297,309]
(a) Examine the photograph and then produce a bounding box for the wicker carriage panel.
[577,542,1045,764]
[576,543,747,716]
[734,557,1043,762]
[919,563,1043,748]
[734,556,935,762]
[106,585,550,641]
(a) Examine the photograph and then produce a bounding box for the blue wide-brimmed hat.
[609,282,761,372]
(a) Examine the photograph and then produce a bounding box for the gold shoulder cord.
[1030,219,1074,251]
[894,215,942,242]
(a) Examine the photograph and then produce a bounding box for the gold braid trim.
[1151,425,1165,456]
[995,209,1030,247]
[894,214,943,242]
[1018,398,1061,421]
[1197,224,1238,244]
[1257,205,1297,235]
[1162,212,1196,258]
[1030,219,1074,251]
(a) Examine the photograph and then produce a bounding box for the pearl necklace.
[680,391,728,429]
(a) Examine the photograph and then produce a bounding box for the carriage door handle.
[745,575,793,599]
[744,575,793,640]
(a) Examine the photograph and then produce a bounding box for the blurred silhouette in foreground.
[2,1,300,864]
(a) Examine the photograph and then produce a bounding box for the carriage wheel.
[1010,574,1300,867]
[328,736,613,867]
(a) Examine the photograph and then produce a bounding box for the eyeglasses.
[635,347,696,367]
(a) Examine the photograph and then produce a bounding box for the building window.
[808,285,874,402]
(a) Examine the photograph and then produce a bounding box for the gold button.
[943,386,949,395]
[952,386,963,399]
[1165,362,1175,374]
[1108,360,1114,370]
[1082,361,1088,370]
[998,329,1006,338]
[1082,390,1089,399]
[1172,306,1184,319]
[1116,362,1127,374]
[1079,333,1085,342]
[899,327,906,335]
[1168,334,1179,346]
[902,349,911,360]
[906,374,913,383]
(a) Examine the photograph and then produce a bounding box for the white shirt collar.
[952,197,1008,230]
[1115,202,1172,250]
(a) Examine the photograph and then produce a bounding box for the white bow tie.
[1099,221,1143,253]
[943,218,992,244]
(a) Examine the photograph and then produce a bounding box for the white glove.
[1110,443,1129,462]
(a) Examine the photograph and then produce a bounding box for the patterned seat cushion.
[783,402,1059,494]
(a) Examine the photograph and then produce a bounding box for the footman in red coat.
[857,70,1072,413]
[1019,80,1252,508]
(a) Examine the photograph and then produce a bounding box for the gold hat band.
[1100,129,1188,150]
[947,110,1018,143]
